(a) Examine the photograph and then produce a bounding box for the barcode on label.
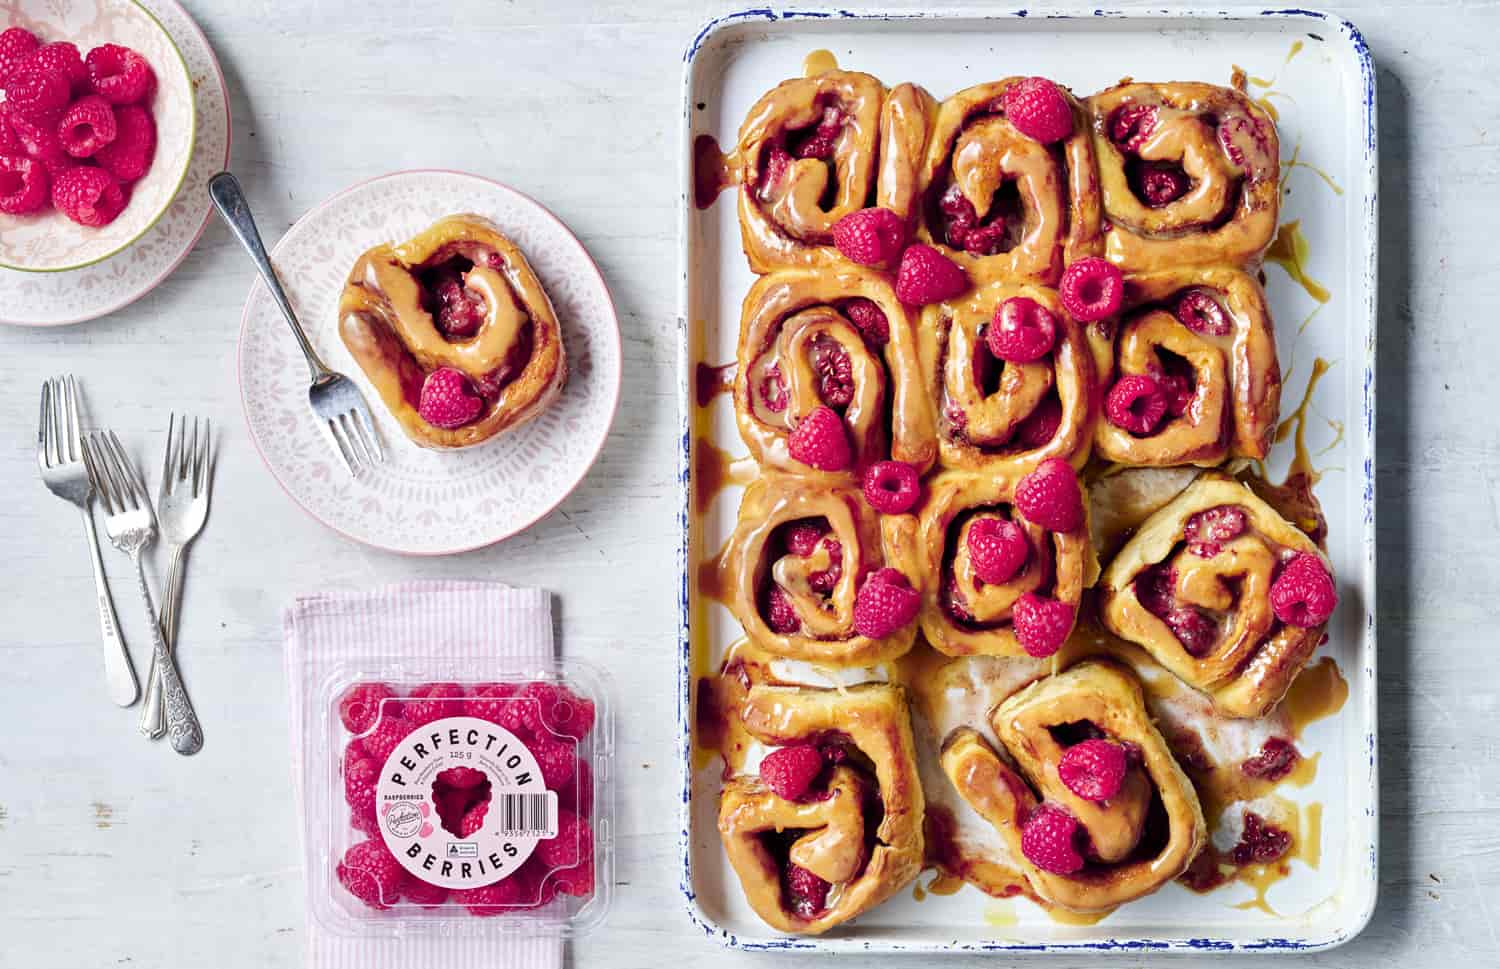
[496,791,558,838]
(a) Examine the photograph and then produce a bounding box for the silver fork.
[207,171,385,475]
[85,430,204,755]
[36,377,138,707]
[139,415,213,739]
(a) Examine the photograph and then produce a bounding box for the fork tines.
[161,414,211,497]
[86,430,153,517]
[38,375,85,468]
[326,408,383,474]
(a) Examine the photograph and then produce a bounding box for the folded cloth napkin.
[283,581,563,969]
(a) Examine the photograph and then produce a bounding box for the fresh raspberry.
[1057,739,1129,802]
[338,682,399,734]
[939,184,978,249]
[360,713,415,762]
[1015,458,1084,533]
[402,878,449,907]
[1012,593,1074,658]
[831,206,906,267]
[1132,161,1189,207]
[417,367,483,428]
[1058,257,1124,321]
[895,243,968,306]
[791,104,843,159]
[862,461,921,514]
[24,42,88,94]
[533,735,578,789]
[465,682,519,724]
[766,585,800,634]
[561,759,594,816]
[0,113,19,155]
[1020,803,1084,875]
[1241,737,1300,781]
[759,363,789,412]
[1109,103,1158,153]
[404,682,465,725]
[428,266,485,338]
[51,166,126,226]
[343,751,379,814]
[1230,811,1291,865]
[458,800,489,837]
[336,840,408,910]
[1174,289,1232,336]
[759,744,825,801]
[785,521,827,557]
[785,864,831,918]
[0,28,40,84]
[4,63,69,120]
[456,877,528,915]
[5,104,70,174]
[89,101,153,180]
[1003,76,1073,144]
[986,296,1058,363]
[1166,607,1219,656]
[841,297,889,344]
[966,516,1029,585]
[1014,395,1063,449]
[852,568,920,638]
[1185,505,1247,544]
[517,857,561,908]
[806,538,843,594]
[551,860,595,898]
[85,44,156,105]
[0,154,48,214]
[811,338,854,408]
[1105,374,1168,435]
[350,802,380,837]
[1270,553,1338,627]
[788,405,852,472]
[536,809,593,869]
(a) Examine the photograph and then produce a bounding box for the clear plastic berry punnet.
[306,659,612,938]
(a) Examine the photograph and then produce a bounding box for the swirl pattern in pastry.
[1086,82,1279,271]
[1098,474,1333,718]
[1089,266,1280,467]
[939,660,1206,912]
[917,471,1097,657]
[718,683,924,934]
[723,474,922,667]
[337,214,566,449]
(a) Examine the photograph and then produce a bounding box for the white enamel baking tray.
[676,6,1377,953]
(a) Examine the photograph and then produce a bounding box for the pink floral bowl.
[0,0,195,272]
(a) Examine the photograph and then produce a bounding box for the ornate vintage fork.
[36,377,138,707]
[208,171,385,475]
[84,430,204,755]
[139,415,213,739]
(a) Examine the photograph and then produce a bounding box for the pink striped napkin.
[283,581,564,969]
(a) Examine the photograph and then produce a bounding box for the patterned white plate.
[0,0,230,323]
[237,170,622,556]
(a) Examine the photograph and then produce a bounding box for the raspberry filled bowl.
[0,0,195,272]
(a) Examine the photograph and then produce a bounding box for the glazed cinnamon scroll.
[940,661,1205,911]
[734,71,932,273]
[338,215,566,449]
[1090,267,1281,467]
[735,268,936,475]
[1098,475,1332,718]
[917,472,1096,657]
[724,474,922,667]
[915,79,1102,285]
[718,684,924,934]
[1086,83,1279,271]
[920,281,1098,474]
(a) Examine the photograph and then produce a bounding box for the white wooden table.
[0,2,1490,966]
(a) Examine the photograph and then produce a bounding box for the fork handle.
[82,506,138,707]
[130,555,202,755]
[139,544,186,738]
[208,172,334,381]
